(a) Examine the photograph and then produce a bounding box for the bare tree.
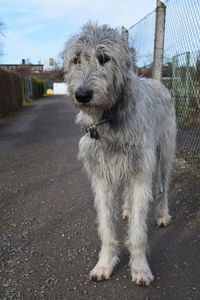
[0,19,5,60]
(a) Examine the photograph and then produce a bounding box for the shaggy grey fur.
[63,23,176,286]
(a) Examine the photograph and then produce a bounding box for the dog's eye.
[97,54,110,65]
[73,57,80,64]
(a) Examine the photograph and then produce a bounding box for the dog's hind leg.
[90,177,119,281]
[128,175,154,286]
[155,128,176,227]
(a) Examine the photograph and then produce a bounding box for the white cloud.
[1,0,156,63]
[3,0,156,28]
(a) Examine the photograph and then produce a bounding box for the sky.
[0,0,157,66]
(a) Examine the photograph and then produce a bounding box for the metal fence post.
[152,0,166,80]
[28,75,33,100]
[172,55,177,106]
[121,26,129,45]
[185,51,190,112]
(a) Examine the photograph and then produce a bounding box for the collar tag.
[85,117,112,139]
[86,125,100,139]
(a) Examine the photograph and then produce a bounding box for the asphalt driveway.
[0,96,199,300]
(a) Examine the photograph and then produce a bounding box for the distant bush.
[38,80,45,97]
[31,77,45,99]
[0,69,23,116]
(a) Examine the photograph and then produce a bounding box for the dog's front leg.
[128,175,154,286]
[90,177,119,281]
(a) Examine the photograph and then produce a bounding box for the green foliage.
[39,80,45,97]
[31,76,45,99]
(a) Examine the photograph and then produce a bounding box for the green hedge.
[0,69,23,115]
[31,77,45,99]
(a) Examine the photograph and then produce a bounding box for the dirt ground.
[0,96,199,300]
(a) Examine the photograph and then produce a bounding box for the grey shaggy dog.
[64,23,176,286]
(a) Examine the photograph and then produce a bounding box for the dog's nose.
[75,88,93,103]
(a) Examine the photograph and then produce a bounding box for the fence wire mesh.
[129,0,200,158]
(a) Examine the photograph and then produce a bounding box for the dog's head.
[63,23,132,116]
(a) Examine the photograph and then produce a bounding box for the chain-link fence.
[129,0,200,158]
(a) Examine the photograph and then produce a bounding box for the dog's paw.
[89,265,112,281]
[132,269,154,286]
[131,259,154,286]
[122,207,128,220]
[157,214,172,227]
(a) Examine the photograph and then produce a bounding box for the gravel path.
[0,96,199,300]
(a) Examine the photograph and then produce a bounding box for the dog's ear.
[63,42,71,75]
[63,36,80,79]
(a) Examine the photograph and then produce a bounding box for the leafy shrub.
[31,76,45,99]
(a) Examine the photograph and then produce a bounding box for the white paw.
[132,269,154,286]
[122,207,128,219]
[157,214,172,227]
[131,258,154,286]
[89,264,112,281]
